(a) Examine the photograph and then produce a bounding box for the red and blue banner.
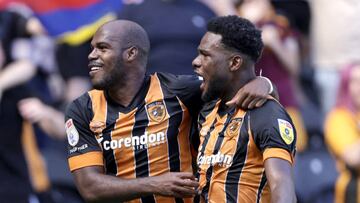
[1,0,122,45]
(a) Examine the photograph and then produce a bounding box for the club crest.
[226,118,243,138]
[146,101,166,122]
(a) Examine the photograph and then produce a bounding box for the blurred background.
[0,0,359,202]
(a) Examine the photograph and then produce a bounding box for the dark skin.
[193,32,296,203]
[75,20,272,203]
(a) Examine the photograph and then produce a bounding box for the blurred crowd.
[0,0,359,203]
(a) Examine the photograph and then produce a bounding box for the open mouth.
[195,72,205,91]
[88,62,104,75]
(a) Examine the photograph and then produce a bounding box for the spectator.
[236,0,308,151]
[325,63,360,203]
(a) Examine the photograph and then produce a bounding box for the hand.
[18,97,48,123]
[152,172,199,198]
[226,77,270,109]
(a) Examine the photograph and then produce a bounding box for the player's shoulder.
[155,72,199,83]
[248,99,293,128]
[65,91,95,116]
[249,99,287,118]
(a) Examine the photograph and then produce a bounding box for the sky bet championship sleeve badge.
[66,119,80,147]
[146,101,167,122]
[277,119,294,145]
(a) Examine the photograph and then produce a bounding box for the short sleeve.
[65,96,104,172]
[249,100,296,164]
[325,108,359,156]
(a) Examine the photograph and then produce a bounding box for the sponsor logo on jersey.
[226,118,243,138]
[69,144,88,154]
[278,119,294,145]
[66,119,79,147]
[102,131,166,151]
[197,152,233,167]
[146,101,166,122]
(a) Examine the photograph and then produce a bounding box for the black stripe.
[225,117,249,202]
[202,115,232,202]
[100,102,117,175]
[345,172,357,203]
[161,95,182,173]
[197,118,217,202]
[160,81,184,203]
[256,170,267,203]
[132,102,155,203]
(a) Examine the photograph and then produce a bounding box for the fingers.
[226,90,247,107]
[177,172,196,180]
[255,99,267,108]
[172,186,198,198]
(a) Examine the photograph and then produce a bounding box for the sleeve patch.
[66,119,80,147]
[277,119,294,145]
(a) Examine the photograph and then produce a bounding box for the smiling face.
[192,32,232,102]
[88,27,126,90]
[349,65,360,110]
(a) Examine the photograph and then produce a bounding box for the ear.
[123,46,138,62]
[229,55,243,72]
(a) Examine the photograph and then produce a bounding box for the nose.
[88,48,98,60]
[192,55,201,70]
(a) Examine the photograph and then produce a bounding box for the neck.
[108,70,145,107]
[220,67,256,107]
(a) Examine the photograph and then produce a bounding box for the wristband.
[259,76,273,95]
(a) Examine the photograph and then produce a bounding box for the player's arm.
[250,100,297,203]
[264,158,296,203]
[73,166,199,203]
[226,76,278,109]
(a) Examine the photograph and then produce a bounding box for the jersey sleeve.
[65,95,104,172]
[156,72,203,117]
[325,108,359,157]
[249,100,296,164]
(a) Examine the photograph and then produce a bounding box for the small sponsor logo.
[103,131,166,151]
[278,119,294,145]
[226,118,243,138]
[146,101,166,122]
[66,119,79,147]
[69,144,88,154]
[197,152,233,167]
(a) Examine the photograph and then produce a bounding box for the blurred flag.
[1,0,122,45]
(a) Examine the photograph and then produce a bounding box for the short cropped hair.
[207,15,263,62]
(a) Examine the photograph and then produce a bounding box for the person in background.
[325,63,360,203]
[236,0,308,152]
[117,0,236,75]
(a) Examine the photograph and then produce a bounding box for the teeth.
[198,76,203,81]
[91,67,101,71]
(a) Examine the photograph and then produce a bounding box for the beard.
[92,59,124,90]
[201,76,226,102]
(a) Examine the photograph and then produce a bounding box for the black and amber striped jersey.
[65,72,202,203]
[197,99,296,203]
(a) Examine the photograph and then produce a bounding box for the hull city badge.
[226,118,243,138]
[146,101,167,122]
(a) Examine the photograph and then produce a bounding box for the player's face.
[349,65,360,109]
[88,28,124,90]
[192,32,231,102]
